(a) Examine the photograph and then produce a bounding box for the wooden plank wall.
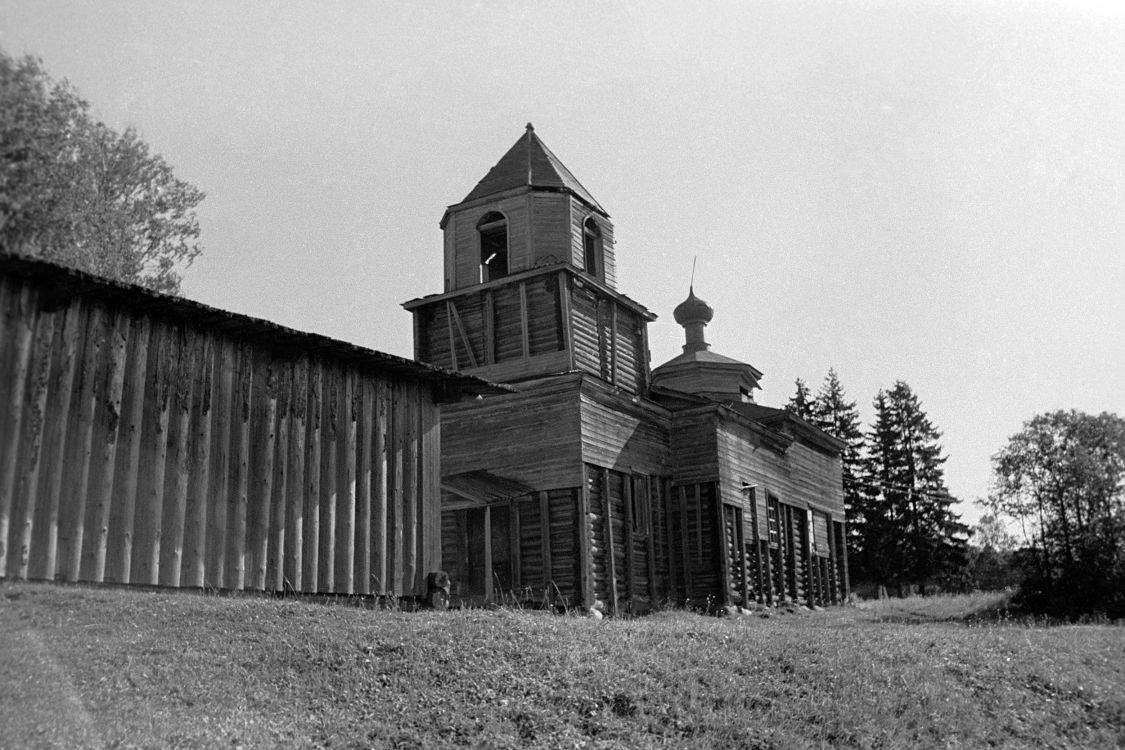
[578,388,670,477]
[440,378,583,489]
[569,280,646,394]
[0,274,440,596]
[569,201,616,289]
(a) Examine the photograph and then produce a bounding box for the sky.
[3,1,1124,525]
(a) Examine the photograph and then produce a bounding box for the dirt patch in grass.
[2,583,1123,748]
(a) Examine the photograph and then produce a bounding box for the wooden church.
[404,125,849,613]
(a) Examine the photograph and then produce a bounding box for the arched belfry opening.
[477,211,508,282]
[583,216,602,279]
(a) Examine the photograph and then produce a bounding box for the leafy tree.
[964,512,1019,591]
[786,377,814,420]
[856,381,968,594]
[986,410,1125,617]
[1,51,204,294]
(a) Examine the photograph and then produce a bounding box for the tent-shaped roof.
[457,124,606,214]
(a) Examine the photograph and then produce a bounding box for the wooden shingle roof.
[458,124,607,214]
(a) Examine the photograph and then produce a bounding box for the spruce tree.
[857,381,968,594]
[787,378,814,420]
[810,369,865,564]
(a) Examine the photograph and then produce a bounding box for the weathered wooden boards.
[408,265,651,393]
[0,272,442,596]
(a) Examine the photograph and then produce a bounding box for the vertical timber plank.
[319,364,338,593]
[65,306,103,582]
[184,334,214,588]
[600,467,618,615]
[229,343,252,591]
[372,379,389,595]
[115,316,152,583]
[269,362,290,593]
[286,358,308,592]
[538,491,550,589]
[304,361,322,592]
[90,313,127,582]
[206,337,233,589]
[577,484,593,609]
[622,474,635,609]
[16,305,57,579]
[0,285,38,578]
[390,381,404,596]
[340,368,357,594]
[163,329,196,587]
[40,303,82,581]
[254,357,278,592]
[356,379,372,595]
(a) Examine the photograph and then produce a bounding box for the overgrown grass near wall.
[1,583,1122,748]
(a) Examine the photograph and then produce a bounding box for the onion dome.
[673,287,714,326]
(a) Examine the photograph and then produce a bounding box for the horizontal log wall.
[0,274,439,596]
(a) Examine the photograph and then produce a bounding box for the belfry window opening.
[583,216,602,278]
[478,211,509,282]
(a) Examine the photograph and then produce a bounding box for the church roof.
[458,124,607,214]
[652,347,762,375]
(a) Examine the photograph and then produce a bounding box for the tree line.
[788,371,1125,618]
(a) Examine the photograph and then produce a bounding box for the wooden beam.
[271,364,290,593]
[40,303,82,581]
[601,467,618,615]
[372,379,388,595]
[231,343,252,590]
[356,379,372,595]
[837,520,850,600]
[622,474,635,609]
[678,486,693,600]
[664,479,678,602]
[285,359,308,593]
[747,487,765,604]
[714,490,732,606]
[401,385,417,596]
[645,476,657,607]
[186,334,216,588]
[509,497,521,590]
[557,272,573,370]
[577,484,593,609]
[0,285,38,579]
[445,303,458,371]
[303,362,321,592]
[341,368,357,594]
[319,365,337,594]
[17,308,58,580]
[447,300,478,369]
[534,491,547,591]
[483,291,495,365]
[143,325,173,586]
[163,328,196,588]
[609,302,618,386]
[483,503,493,604]
[519,281,530,359]
[735,505,749,608]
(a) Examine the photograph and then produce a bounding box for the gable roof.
[457,124,607,214]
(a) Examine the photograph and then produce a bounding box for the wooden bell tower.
[404,125,655,391]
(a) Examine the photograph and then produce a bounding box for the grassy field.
[1,584,1122,749]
